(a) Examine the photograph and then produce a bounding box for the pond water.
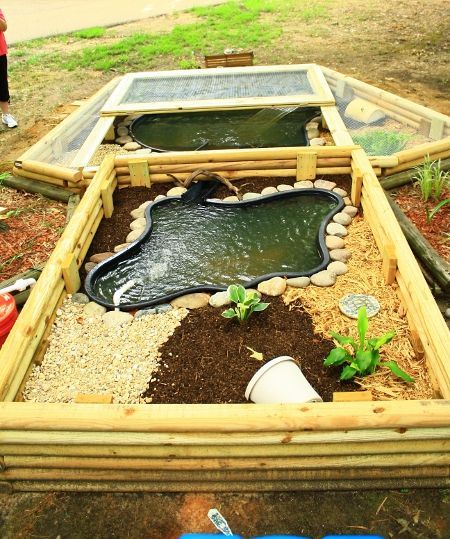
[85,190,342,309]
[130,107,319,151]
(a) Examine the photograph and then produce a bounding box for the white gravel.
[22,298,188,404]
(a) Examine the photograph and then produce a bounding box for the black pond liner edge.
[84,188,344,311]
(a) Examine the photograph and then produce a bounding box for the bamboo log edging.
[113,146,358,167]
[15,160,82,183]
[355,147,450,397]
[7,477,450,493]
[1,146,450,492]
[381,157,450,190]
[320,65,450,129]
[17,76,122,165]
[1,401,450,432]
[0,175,74,203]
[0,155,116,402]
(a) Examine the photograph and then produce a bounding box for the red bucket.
[0,292,18,347]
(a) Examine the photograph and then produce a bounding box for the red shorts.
[0,55,10,102]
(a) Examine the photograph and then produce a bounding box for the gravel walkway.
[22,298,188,404]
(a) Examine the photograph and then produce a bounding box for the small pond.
[85,188,343,309]
[130,107,320,151]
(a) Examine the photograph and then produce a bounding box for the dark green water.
[130,107,319,151]
[90,194,338,307]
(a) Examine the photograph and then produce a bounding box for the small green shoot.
[426,198,450,223]
[222,284,269,323]
[413,156,449,202]
[324,306,414,382]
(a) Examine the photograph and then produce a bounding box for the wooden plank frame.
[100,64,335,116]
[0,145,449,493]
[320,65,450,173]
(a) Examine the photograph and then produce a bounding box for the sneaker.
[1,113,18,128]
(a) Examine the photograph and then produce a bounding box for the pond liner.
[84,188,344,311]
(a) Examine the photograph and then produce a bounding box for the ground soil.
[1,2,450,535]
[145,297,355,404]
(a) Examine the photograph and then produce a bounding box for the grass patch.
[72,27,106,39]
[10,0,284,73]
[352,130,410,156]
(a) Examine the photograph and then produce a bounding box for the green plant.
[413,156,450,202]
[222,284,269,322]
[324,306,414,382]
[352,130,409,156]
[426,197,450,222]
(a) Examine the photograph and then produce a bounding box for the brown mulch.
[392,184,450,262]
[0,187,66,281]
[142,296,357,404]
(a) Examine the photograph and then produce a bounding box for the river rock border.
[86,180,358,309]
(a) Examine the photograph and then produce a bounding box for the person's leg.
[0,54,17,127]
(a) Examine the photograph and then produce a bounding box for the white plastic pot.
[245,356,323,404]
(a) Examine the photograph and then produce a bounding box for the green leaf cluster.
[324,306,414,382]
[414,156,450,202]
[222,284,269,323]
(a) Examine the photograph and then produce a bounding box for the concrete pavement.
[1,0,225,44]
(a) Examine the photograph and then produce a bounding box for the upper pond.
[130,107,319,151]
[85,189,342,310]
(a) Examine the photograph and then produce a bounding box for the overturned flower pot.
[245,356,323,404]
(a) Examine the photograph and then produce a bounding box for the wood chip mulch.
[393,184,450,262]
[0,187,66,281]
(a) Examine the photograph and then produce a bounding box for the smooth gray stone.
[330,248,352,262]
[343,205,359,217]
[155,303,173,314]
[326,222,348,237]
[71,292,90,304]
[135,308,157,318]
[310,270,337,287]
[333,212,352,226]
[325,235,345,250]
[83,302,107,317]
[286,276,310,288]
[327,261,348,276]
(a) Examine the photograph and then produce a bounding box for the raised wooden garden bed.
[1,146,449,493]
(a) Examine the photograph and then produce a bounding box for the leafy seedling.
[324,306,414,382]
[222,284,269,323]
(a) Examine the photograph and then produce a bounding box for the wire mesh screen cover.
[334,94,433,156]
[121,71,313,104]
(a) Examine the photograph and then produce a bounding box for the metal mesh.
[121,70,313,104]
[333,93,433,156]
[38,80,120,166]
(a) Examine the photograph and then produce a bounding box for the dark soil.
[144,296,356,404]
[84,175,356,404]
